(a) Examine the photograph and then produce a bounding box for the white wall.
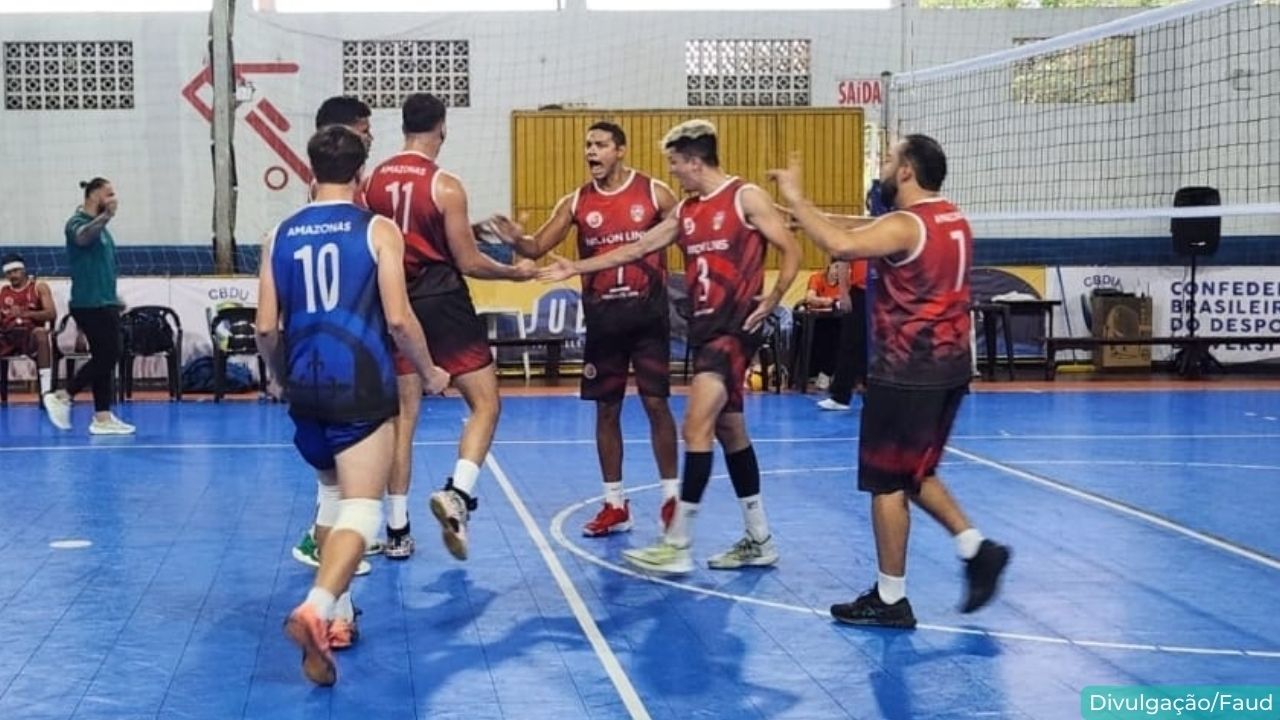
[6,3,1266,251]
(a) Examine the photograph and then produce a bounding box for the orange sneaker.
[284,603,336,686]
[328,612,360,651]
[660,496,677,534]
[583,501,632,537]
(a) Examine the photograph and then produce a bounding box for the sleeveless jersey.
[678,177,765,345]
[0,280,42,331]
[270,201,398,422]
[868,198,973,388]
[364,151,464,298]
[572,170,668,324]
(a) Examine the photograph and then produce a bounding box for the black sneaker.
[384,523,415,560]
[961,540,1011,613]
[830,586,917,629]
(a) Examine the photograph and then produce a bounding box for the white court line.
[7,432,1280,454]
[484,453,651,720]
[994,460,1280,471]
[945,446,1280,572]
[0,440,457,453]
[550,483,1280,659]
[952,433,1280,440]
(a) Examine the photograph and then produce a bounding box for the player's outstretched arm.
[254,234,286,385]
[491,193,575,260]
[538,214,680,282]
[437,174,537,282]
[372,217,449,394]
[769,152,916,260]
[741,185,801,332]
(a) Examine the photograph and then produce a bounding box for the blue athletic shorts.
[291,415,387,471]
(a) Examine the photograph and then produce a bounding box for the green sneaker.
[291,530,320,568]
[291,529,372,576]
[622,540,694,575]
[707,535,779,570]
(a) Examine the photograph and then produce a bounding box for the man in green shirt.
[43,177,134,435]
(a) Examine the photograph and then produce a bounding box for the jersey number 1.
[949,229,968,292]
[294,243,340,313]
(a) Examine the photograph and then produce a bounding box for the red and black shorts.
[692,332,762,414]
[858,381,968,495]
[0,327,37,358]
[581,313,671,403]
[394,289,493,378]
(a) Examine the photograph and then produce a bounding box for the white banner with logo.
[1047,266,1280,363]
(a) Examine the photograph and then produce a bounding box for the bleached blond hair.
[661,119,717,148]
[662,119,720,166]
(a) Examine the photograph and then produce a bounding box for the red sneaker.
[582,501,632,537]
[660,496,677,534]
[284,603,336,686]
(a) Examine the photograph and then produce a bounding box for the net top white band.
[967,203,1280,223]
[890,0,1240,88]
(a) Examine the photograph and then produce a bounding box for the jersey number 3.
[294,243,340,313]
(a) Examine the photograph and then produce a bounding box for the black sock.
[725,445,760,498]
[679,451,714,505]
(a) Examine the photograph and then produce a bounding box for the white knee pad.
[315,483,342,527]
[332,498,383,546]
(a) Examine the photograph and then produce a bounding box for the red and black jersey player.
[543,119,801,575]
[772,134,1011,629]
[364,93,538,563]
[491,121,681,539]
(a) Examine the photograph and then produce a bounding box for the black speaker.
[1171,186,1221,257]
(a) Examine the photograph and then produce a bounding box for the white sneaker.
[42,391,72,431]
[817,398,851,411]
[622,540,695,575]
[429,489,471,561]
[707,535,779,570]
[89,415,136,435]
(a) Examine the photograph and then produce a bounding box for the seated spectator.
[0,253,57,396]
[800,260,848,387]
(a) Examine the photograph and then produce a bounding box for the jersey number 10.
[294,243,341,313]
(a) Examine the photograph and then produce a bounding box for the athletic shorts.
[394,288,493,378]
[0,327,37,358]
[857,381,968,495]
[581,313,671,402]
[692,332,762,414]
[292,415,388,471]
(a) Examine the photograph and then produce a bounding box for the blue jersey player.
[256,125,447,686]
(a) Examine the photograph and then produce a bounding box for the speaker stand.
[1171,253,1224,379]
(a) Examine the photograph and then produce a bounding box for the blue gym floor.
[1,387,1278,720]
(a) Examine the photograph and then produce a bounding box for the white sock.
[603,481,625,508]
[877,572,906,604]
[38,368,51,395]
[334,591,355,622]
[659,478,679,501]
[451,458,481,496]
[388,494,409,530]
[955,528,984,560]
[666,501,698,548]
[304,587,337,621]
[738,494,770,543]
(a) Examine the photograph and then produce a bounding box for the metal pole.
[211,0,236,274]
[880,70,893,148]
